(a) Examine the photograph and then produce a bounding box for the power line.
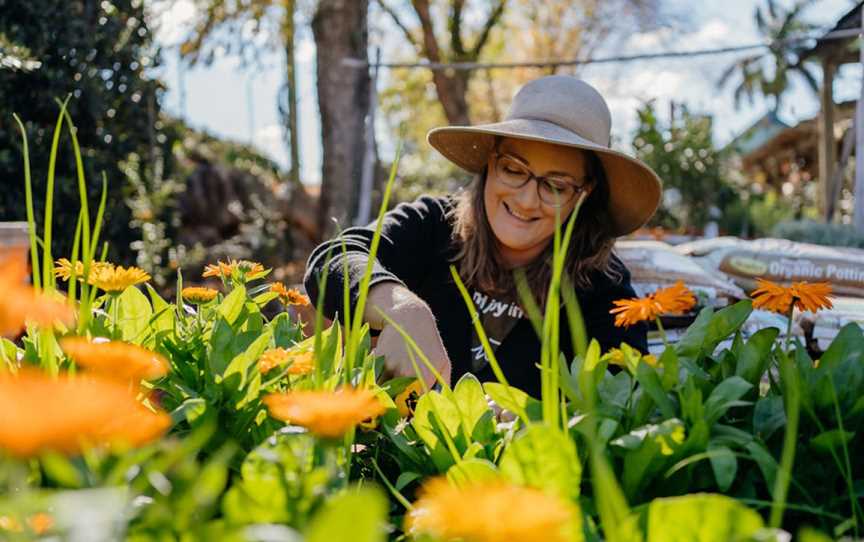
[342,27,864,71]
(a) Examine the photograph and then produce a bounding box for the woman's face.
[484,138,591,268]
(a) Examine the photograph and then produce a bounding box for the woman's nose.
[513,177,540,208]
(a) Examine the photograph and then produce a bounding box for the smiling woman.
[304,75,663,397]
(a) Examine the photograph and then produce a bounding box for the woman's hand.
[366,283,452,388]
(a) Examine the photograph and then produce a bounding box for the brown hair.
[449,148,620,302]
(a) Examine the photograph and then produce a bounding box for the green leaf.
[116,286,152,343]
[412,390,462,471]
[217,286,247,325]
[447,458,500,485]
[395,472,422,491]
[170,397,207,426]
[305,486,387,542]
[40,452,84,488]
[222,330,272,404]
[499,424,582,500]
[812,323,864,411]
[452,373,495,445]
[611,419,686,500]
[270,312,303,348]
[703,301,753,353]
[753,396,785,441]
[704,377,752,425]
[646,493,764,541]
[735,327,779,386]
[635,361,676,419]
[707,445,737,491]
[810,429,855,455]
[483,382,543,422]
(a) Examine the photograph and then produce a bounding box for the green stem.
[770,350,800,529]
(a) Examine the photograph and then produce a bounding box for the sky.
[151,0,862,185]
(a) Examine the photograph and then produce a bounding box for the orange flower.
[269,282,310,306]
[60,337,169,381]
[653,280,697,314]
[202,259,268,281]
[610,281,697,328]
[259,347,314,375]
[0,369,170,457]
[610,297,663,328]
[791,281,833,312]
[406,477,580,542]
[263,388,385,439]
[27,513,53,535]
[181,286,219,304]
[87,264,150,292]
[395,379,425,417]
[0,260,75,336]
[751,279,834,314]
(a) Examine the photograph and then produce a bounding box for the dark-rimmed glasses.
[492,152,590,207]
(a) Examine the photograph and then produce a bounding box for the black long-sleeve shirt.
[303,195,647,397]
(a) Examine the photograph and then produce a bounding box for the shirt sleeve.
[578,256,649,354]
[303,195,454,322]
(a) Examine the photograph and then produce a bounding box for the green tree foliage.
[716,0,820,111]
[0,0,168,262]
[632,101,734,232]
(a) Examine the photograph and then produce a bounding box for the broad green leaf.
[810,429,855,455]
[646,493,764,542]
[676,307,714,360]
[707,445,737,491]
[483,382,543,422]
[222,330,272,402]
[735,327,779,386]
[753,396,785,441]
[744,441,779,499]
[270,312,303,348]
[395,472,422,491]
[116,286,152,343]
[145,283,174,335]
[499,424,582,500]
[453,373,495,444]
[305,486,387,542]
[635,361,676,419]
[704,377,752,426]
[447,458,500,486]
[217,286,247,325]
[170,397,208,426]
[812,323,864,411]
[611,419,686,500]
[703,301,753,353]
[412,391,462,471]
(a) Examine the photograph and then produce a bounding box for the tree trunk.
[312,0,370,236]
[282,0,301,186]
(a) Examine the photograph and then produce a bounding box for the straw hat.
[427,75,662,236]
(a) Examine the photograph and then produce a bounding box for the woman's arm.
[303,196,454,386]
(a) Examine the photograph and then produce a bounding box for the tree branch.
[375,0,420,52]
[469,0,506,59]
[411,0,443,63]
[449,0,466,58]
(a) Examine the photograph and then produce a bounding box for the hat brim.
[427,118,662,236]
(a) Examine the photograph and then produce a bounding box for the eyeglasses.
[492,152,590,207]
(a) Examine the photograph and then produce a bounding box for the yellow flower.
[263,388,385,439]
[60,337,169,381]
[0,369,170,457]
[751,279,834,314]
[202,259,268,281]
[406,478,581,542]
[610,281,697,328]
[605,348,659,372]
[0,260,75,336]
[87,264,150,292]
[259,347,315,375]
[395,379,425,418]
[269,282,310,306]
[54,258,111,281]
[0,515,22,532]
[181,286,219,304]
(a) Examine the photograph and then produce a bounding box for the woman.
[303,75,662,397]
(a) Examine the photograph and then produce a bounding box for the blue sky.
[152,0,861,185]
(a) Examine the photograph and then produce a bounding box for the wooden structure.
[799,1,864,222]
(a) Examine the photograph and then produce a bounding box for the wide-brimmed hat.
[427,75,662,236]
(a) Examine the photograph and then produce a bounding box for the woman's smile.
[502,201,539,223]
